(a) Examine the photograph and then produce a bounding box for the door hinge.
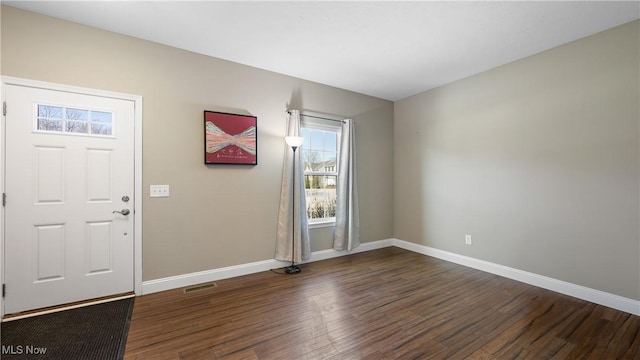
[2,193,5,207]
[2,284,5,298]
[2,101,6,116]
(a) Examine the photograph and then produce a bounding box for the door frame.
[0,76,143,318]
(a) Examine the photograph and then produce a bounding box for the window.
[301,121,341,225]
[36,104,113,136]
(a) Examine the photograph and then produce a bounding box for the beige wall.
[3,5,638,302]
[395,20,640,300]
[0,6,394,281]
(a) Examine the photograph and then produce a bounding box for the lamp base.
[284,265,301,274]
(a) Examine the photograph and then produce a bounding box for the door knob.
[113,209,130,216]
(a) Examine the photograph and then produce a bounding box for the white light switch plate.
[465,235,472,245]
[150,185,170,198]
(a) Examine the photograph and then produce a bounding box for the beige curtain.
[334,119,360,251]
[275,110,311,262]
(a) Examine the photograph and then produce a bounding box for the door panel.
[86,148,113,202]
[86,221,113,274]
[35,146,66,203]
[4,84,135,314]
[33,224,65,282]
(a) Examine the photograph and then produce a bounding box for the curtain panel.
[275,110,311,263]
[334,118,360,251]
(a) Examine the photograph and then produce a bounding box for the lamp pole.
[285,136,303,274]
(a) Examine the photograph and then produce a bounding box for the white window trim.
[301,115,342,227]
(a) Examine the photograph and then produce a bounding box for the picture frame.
[204,110,257,165]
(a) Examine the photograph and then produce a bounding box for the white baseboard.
[392,238,640,316]
[142,237,639,316]
[142,258,281,294]
[142,238,393,295]
[304,238,394,263]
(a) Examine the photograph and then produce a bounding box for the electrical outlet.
[150,185,170,198]
[465,235,472,245]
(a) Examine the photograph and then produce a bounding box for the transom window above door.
[35,104,113,137]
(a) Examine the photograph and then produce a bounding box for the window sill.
[308,220,335,229]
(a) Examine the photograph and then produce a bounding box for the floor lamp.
[284,136,304,274]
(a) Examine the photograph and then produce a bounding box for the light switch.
[150,185,170,198]
[465,235,472,245]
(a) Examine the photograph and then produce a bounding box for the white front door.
[4,84,135,314]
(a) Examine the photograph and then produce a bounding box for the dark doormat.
[1,297,134,360]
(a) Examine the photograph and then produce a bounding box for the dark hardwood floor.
[124,247,640,359]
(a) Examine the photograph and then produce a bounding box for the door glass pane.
[38,118,63,132]
[91,123,112,136]
[35,104,113,137]
[38,105,63,119]
[91,111,113,135]
[66,108,89,120]
[66,121,89,134]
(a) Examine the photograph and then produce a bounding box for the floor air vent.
[183,282,217,294]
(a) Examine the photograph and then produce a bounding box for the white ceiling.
[4,1,639,101]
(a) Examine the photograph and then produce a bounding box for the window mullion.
[306,172,336,177]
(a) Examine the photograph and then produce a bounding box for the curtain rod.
[287,110,346,124]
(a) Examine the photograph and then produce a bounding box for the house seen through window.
[301,121,341,225]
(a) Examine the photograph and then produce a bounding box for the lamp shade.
[285,136,304,148]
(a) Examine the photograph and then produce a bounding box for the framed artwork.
[204,110,257,165]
